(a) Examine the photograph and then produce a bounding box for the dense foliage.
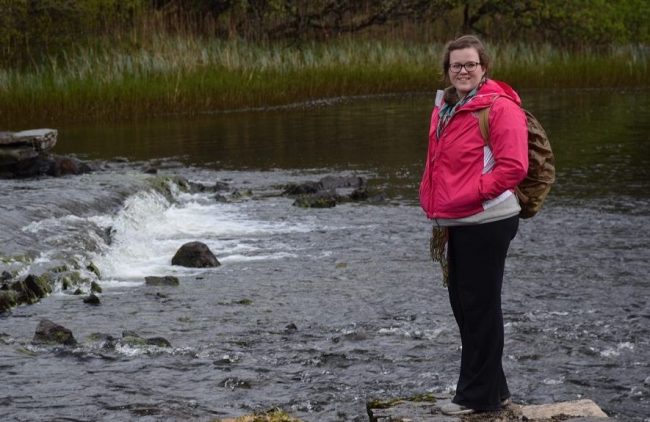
[1,0,648,67]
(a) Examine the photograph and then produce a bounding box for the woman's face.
[448,47,486,97]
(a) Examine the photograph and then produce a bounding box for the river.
[1,88,649,421]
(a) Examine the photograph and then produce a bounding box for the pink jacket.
[419,80,528,219]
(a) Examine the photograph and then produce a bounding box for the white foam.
[92,189,315,282]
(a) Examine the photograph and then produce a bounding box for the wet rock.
[4,154,92,178]
[187,180,229,193]
[9,274,52,306]
[0,291,17,313]
[33,319,77,346]
[143,166,158,174]
[214,193,229,202]
[367,393,442,422]
[86,333,117,349]
[293,190,338,208]
[283,175,383,208]
[120,331,171,348]
[217,409,302,422]
[59,270,90,291]
[83,293,101,305]
[367,192,388,204]
[1,271,12,281]
[283,181,322,195]
[90,281,103,293]
[285,323,298,333]
[146,337,172,348]
[86,262,101,278]
[319,175,366,190]
[145,276,180,286]
[219,377,252,390]
[349,187,369,201]
[171,241,220,268]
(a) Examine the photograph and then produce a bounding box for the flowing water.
[1,88,649,421]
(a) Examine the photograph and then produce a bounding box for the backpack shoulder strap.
[478,106,490,146]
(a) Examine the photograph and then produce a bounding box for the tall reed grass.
[0,37,647,126]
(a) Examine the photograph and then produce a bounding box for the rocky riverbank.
[0,129,92,178]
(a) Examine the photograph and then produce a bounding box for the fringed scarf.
[430,225,450,287]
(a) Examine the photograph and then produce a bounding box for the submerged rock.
[293,190,338,208]
[145,276,180,286]
[83,293,101,305]
[171,242,220,268]
[33,319,77,346]
[120,331,172,348]
[284,175,386,208]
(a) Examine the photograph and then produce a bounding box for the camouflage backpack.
[478,104,555,218]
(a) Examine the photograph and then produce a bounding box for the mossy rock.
[11,275,51,305]
[367,392,437,410]
[86,262,101,278]
[0,290,17,313]
[0,255,33,264]
[146,337,172,348]
[121,335,148,347]
[59,271,88,290]
[215,408,303,422]
[90,281,102,293]
[292,195,337,208]
[49,264,70,273]
[147,175,191,200]
[33,319,77,346]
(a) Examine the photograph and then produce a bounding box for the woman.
[419,35,528,415]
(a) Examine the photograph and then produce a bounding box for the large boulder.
[33,319,77,346]
[171,242,220,268]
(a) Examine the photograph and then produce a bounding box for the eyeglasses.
[449,62,481,73]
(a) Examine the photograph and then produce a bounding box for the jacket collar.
[453,79,522,111]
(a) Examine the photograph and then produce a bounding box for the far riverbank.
[0,38,647,126]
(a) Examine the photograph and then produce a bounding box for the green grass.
[0,36,647,126]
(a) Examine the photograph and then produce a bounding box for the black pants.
[447,215,519,411]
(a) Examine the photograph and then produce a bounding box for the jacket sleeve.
[419,107,440,216]
[478,97,528,200]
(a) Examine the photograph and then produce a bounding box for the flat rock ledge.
[0,129,57,164]
[367,395,608,422]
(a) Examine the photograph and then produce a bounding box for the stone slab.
[521,399,608,420]
[0,128,57,149]
[0,128,58,165]
[367,396,608,421]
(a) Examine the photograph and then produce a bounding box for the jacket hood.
[458,79,522,111]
